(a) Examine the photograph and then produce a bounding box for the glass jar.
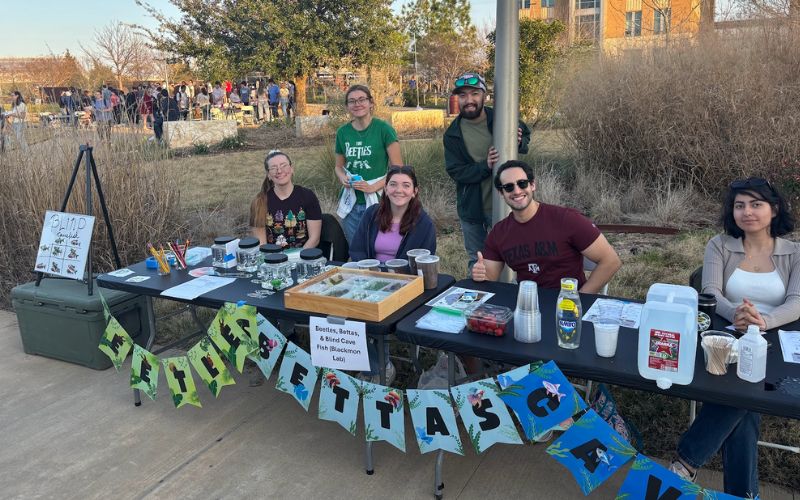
[258,244,283,278]
[236,236,260,273]
[260,253,293,290]
[297,248,327,282]
[211,235,237,271]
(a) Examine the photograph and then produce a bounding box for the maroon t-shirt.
[482,203,601,289]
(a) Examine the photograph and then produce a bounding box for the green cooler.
[12,279,151,370]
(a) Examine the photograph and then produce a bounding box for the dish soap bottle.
[556,278,582,349]
[737,324,767,383]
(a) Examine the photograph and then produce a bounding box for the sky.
[0,0,498,59]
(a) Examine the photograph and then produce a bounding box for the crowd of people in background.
[1,78,297,149]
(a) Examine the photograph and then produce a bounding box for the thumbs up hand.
[472,251,487,282]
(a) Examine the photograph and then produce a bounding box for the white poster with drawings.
[34,211,95,279]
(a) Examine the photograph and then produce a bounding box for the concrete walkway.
[0,310,795,499]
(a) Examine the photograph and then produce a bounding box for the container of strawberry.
[465,303,513,337]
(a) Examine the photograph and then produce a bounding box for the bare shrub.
[532,164,568,207]
[560,25,800,209]
[0,128,182,306]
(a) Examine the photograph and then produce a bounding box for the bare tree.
[82,22,152,89]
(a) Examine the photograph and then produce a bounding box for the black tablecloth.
[97,258,455,336]
[395,279,800,419]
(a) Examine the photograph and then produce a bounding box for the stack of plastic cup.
[514,280,541,343]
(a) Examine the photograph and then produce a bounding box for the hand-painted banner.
[361,381,406,452]
[546,409,636,495]
[188,337,235,397]
[99,290,111,323]
[162,356,202,408]
[451,378,523,454]
[207,303,259,373]
[700,490,746,499]
[495,361,544,390]
[130,344,159,401]
[247,314,287,380]
[318,368,360,435]
[407,389,464,455]
[275,342,319,411]
[616,454,702,500]
[98,316,134,371]
[498,361,586,441]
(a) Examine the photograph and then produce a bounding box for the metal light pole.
[493,1,521,283]
[413,33,422,110]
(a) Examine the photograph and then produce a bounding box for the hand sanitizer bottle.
[737,324,767,383]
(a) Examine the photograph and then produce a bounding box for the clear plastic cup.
[593,317,620,357]
[700,330,736,375]
[357,259,381,272]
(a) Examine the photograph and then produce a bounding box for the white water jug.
[638,284,698,389]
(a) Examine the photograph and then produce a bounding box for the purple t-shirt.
[374,222,402,262]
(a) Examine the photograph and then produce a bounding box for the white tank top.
[725,268,786,315]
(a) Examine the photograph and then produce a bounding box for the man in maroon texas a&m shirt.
[471,160,621,293]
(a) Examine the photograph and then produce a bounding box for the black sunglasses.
[455,76,481,88]
[730,177,771,190]
[499,179,532,193]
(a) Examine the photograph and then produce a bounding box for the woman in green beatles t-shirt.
[335,85,402,244]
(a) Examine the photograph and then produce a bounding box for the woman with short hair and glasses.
[349,165,436,262]
[334,84,402,244]
[670,177,799,497]
[249,150,322,249]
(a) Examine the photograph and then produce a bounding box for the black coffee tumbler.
[698,293,717,318]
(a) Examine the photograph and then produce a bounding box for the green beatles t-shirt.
[335,117,398,205]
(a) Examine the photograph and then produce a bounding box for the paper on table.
[107,268,135,277]
[161,275,236,300]
[425,286,494,311]
[582,298,643,328]
[778,330,800,364]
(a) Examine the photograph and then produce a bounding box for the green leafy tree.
[137,0,403,115]
[487,18,566,119]
[400,0,481,94]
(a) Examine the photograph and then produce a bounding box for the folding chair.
[241,105,255,126]
[318,213,349,262]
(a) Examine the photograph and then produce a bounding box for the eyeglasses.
[455,76,481,88]
[730,177,771,190]
[346,97,370,106]
[268,164,291,173]
[499,179,532,193]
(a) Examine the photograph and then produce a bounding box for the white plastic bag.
[417,351,466,390]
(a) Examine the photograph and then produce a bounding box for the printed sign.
[309,317,370,371]
[648,329,681,372]
[35,211,95,279]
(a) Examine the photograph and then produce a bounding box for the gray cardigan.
[702,234,800,329]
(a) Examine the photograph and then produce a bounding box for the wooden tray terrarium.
[284,267,423,322]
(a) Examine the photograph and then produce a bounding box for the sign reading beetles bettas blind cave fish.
[35,210,95,279]
[309,316,370,371]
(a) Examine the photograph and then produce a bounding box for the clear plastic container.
[260,253,293,290]
[236,236,260,272]
[258,244,282,277]
[297,248,327,282]
[211,235,237,271]
[466,303,513,337]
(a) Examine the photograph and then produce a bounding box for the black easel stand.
[35,144,122,295]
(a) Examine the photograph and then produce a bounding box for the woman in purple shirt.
[348,165,436,263]
[349,166,436,385]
